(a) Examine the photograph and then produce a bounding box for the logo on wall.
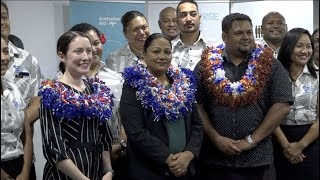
[99,16,120,27]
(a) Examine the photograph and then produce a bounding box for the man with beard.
[158,7,180,41]
[194,13,293,180]
[259,12,287,58]
[171,0,207,70]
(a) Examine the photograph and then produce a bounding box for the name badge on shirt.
[13,65,29,78]
[303,85,317,93]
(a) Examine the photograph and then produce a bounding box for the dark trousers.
[274,124,319,180]
[197,165,268,180]
[112,154,129,180]
[1,155,36,179]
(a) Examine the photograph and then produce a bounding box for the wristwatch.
[246,134,257,147]
[118,140,127,156]
[120,140,127,150]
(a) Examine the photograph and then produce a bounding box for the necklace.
[122,63,196,122]
[38,77,114,122]
[201,43,273,108]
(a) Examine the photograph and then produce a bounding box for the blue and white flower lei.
[122,63,196,122]
[38,77,114,122]
[209,43,262,96]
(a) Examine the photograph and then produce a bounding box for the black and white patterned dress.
[39,82,112,180]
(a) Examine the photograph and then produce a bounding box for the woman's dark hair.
[121,10,147,32]
[1,1,9,15]
[222,13,252,33]
[312,28,319,36]
[57,31,89,73]
[278,28,317,79]
[70,23,101,38]
[143,33,172,53]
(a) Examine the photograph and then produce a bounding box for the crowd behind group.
[1,0,319,180]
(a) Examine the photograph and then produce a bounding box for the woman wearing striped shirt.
[38,31,113,180]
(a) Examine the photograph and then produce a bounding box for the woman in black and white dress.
[38,31,114,180]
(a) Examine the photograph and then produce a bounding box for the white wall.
[7,1,70,79]
[231,1,314,34]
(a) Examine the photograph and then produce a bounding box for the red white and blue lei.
[38,77,114,122]
[122,63,196,122]
[201,43,273,108]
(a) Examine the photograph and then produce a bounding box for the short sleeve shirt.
[282,65,318,125]
[194,52,293,167]
[105,43,139,73]
[4,42,43,104]
[55,61,123,142]
[171,33,207,70]
[1,78,26,161]
[96,62,123,142]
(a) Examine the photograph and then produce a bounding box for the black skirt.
[1,155,36,179]
[273,124,319,180]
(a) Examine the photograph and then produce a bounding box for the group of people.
[1,0,318,180]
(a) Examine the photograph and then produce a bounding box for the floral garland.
[38,77,114,122]
[122,63,197,122]
[201,43,273,108]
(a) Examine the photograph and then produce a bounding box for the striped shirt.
[171,32,208,70]
[40,82,113,180]
[56,61,123,142]
[4,42,43,104]
[1,78,26,161]
[106,43,140,73]
[283,66,319,125]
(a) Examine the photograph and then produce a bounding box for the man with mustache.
[194,13,293,180]
[171,0,207,71]
[260,11,287,58]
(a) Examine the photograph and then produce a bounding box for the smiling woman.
[274,28,319,180]
[120,33,203,179]
[38,31,114,180]
[106,10,151,73]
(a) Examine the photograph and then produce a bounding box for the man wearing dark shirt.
[194,13,293,180]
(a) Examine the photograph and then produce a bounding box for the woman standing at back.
[106,10,150,73]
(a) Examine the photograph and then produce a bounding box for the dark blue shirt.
[194,54,293,168]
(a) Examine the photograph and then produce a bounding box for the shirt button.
[190,60,193,63]
[8,113,12,117]
[190,48,192,50]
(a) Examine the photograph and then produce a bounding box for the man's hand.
[234,138,255,151]
[212,135,242,155]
